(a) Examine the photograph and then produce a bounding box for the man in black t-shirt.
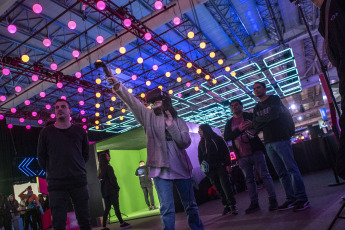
[37,99,91,230]
[135,161,156,210]
[252,82,309,212]
[310,0,345,180]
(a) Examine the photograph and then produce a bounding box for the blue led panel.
[263,48,294,68]
[269,59,296,76]
[232,63,261,80]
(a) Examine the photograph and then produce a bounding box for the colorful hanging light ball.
[50,63,58,70]
[225,66,231,72]
[32,111,37,117]
[218,59,224,65]
[187,31,195,39]
[200,42,206,49]
[2,68,10,76]
[75,72,82,78]
[21,55,30,62]
[78,87,84,93]
[79,100,85,106]
[19,118,24,123]
[61,96,66,100]
[40,92,46,98]
[115,68,121,74]
[209,52,216,58]
[15,86,22,93]
[32,4,43,14]
[231,71,236,77]
[175,54,181,60]
[141,93,145,98]
[95,78,102,84]
[195,86,199,91]
[165,72,171,77]
[43,38,51,47]
[158,85,163,90]
[173,17,181,25]
[154,1,163,10]
[161,44,168,52]
[96,35,104,44]
[177,77,182,82]
[56,82,63,89]
[26,125,31,130]
[205,75,210,80]
[178,93,182,98]
[11,108,16,113]
[137,57,143,64]
[51,114,56,119]
[144,33,152,41]
[82,118,87,123]
[96,1,106,10]
[0,96,6,102]
[0,115,4,120]
[72,50,80,58]
[32,75,39,82]
[132,75,137,81]
[186,82,191,87]
[111,96,116,101]
[152,65,158,71]
[123,18,131,27]
[80,110,86,115]
[24,100,30,106]
[186,62,192,68]
[46,104,51,110]
[68,21,77,30]
[169,89,173,94]
[38,120,43,125]
[8,124,13,129]
[119,47,126,54]
[7,25,17,34]
[212,79,217,84]
[83,125,87,129]
[146,81,151,86]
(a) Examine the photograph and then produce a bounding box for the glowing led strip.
[201,75,232,91]
[263,48,294,68]
[269,59,296,76]
[232,63,261,80]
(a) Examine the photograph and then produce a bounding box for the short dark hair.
[230,99,243,107]
[139,161,145,164]
[55,99,71,108]
[253,81,266,88]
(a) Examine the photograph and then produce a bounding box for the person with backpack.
[252,82,310,212]
[198,124,238,216]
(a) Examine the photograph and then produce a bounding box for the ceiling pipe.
[0,0,208,110]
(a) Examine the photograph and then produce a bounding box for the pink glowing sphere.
[0,95,6,102]
[161,44,168,52]
[70,117,72,121]
[56,82,63,89]
[173,17,181,25]
[61,96,66,100]
[82,118,87,122]
[79,100,84,106]
[11,108,16,113]
[144,33,152,41]
[24,100,30,106]
[51,114,56,119]
[8,124,13,129]
[68,21,77,30]
[154,1,163,10]
[186,82,191,87]
[32,75,39,81]
[2,68,10,75]
[15,86,22,93]
[80,110,85,115]
[77,87,84,93]
[19,118,24,123]
[26,125,31,130]
[96,35,104,44]
[132,75,137,80]
[50,63,58,70]
[7,24,17,34]
[43,38,51,47]
[32,111,37,117]
[40,92,46,98]
[96,1,106,10]
[83,125,87,129]
[46,104,51,110]
[123,19,131,27]
[0,114,4,120]
[72,50,80,58]
[152,65,158,71]
[178,93,182,98]
[38,119,43,124]
[32,4,42,14]
[75,72,82,78]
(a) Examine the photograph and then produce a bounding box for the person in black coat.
[98,152,131,230]
[198,124,238,216]
[135,161,156,210]
[0,194,12,230]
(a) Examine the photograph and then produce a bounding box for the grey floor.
[97,169,345,230]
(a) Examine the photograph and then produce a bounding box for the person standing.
[224,99,278,214]
[252,82,310,212]
[19,186,39,230]
[37,99,91,230]
[105,66,204,230]
[8,194,20,230]
[0,194,12,230]
[198,124,238,216]
[135,161,156,210]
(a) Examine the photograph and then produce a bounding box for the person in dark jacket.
[135,161,156,210]
[310,0,345,180]
[224,99,278,214]
[98,152,131,230]
[198,124,238,216]
[8,194,20,230]
[252,82,309,212]
[0,194,12,230]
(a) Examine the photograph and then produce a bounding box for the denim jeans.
[49,185,91,230]
[206,166,236,207]
[153,177,204,230]
[265,140,308,202]
[239,153,276,202]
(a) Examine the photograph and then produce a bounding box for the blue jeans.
[265,140,308,202]
[239,153,276,202]
[153,177,204,230]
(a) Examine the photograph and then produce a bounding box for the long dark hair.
[199,124,221,142]
[98,152,109,179]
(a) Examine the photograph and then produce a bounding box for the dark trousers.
[24,209,38,230]
[336,59,345,179]
[103,194,123,227]
[141,186,155,207]
[207,166,236,207]
[49,185,91,230]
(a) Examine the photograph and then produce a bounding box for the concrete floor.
[97,169,345,230]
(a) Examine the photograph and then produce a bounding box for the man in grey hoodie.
[105,67,203,230]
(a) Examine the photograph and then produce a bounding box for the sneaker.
[269,198,278,211]
[222,206,231,216]
[148,206,152,210]
[230,205,239,215]
[120,222,132,229]
[292,200,310,212]
[151,206,157,210]
[245,202,260,214]
[278,201,296,211]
